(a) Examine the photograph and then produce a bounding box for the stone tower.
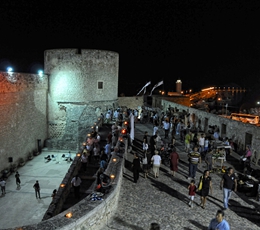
[176,79,182,94]
[44,49,119,150]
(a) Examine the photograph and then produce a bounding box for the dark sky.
[1,0,260,95]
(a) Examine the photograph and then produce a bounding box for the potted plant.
[19,157,25,166]
[28,152,34,160]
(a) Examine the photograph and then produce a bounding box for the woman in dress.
[197,170,213,209]
[169,146,179,177]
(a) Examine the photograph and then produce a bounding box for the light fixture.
[65,212,73,218]
[77,153,81,157]
[7,67,13,73]
[110,174,115,179]
[60,183,66,188]
[121,129,127,135]
[38,70,43,77]
[87,133,91,137]
[82,142,86,146]
[112,158,117,162]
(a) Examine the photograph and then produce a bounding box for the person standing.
[205,149,213,171]
[142,151,149,178]
[198,134,205,155]
[104,141,112,161]
[132,152,141,183]
[33,180,41,199]
[0,178,6,195]
[184,131,191,153]
[220,167,237,210]
[188,179,196,208]
[208,209,230,230]
[187,146,201,180]
[71,175,82,199]
[197,170,213,209]
[149,135,157,156]
[81,150,89,172]
[153,122,159,136]
[162,119,170,139]
[169,146,179,177]
[15,171,21,187]
[151,150,162,178]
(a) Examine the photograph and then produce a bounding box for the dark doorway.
[245,133,252,149]
[221,124,226,137]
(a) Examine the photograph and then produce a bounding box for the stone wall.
[161,99,260,152]
[44,49,119,150]
[153,95,190,108]
[118,96,143,109]
[0,72,48,173]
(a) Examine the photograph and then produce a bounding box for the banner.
[136,81,151,95]
[149,80,164,96]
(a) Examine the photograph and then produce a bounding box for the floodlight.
[7,67,13,73]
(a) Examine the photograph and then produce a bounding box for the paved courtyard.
[102,122,260,230]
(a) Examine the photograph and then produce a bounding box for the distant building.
[176,79,182,94]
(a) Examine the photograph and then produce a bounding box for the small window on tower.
[98,81,103,89]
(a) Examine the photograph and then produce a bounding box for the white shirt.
[96,135,101,142]
[151,155,161,166]
[106,113,111,119]
[163,121,170,130]
[143,143,148,151]
[0,180,6,187]
[113,110,119,118]
[153,126,159,135]
[71,177,82,186]
[199,137,205,146]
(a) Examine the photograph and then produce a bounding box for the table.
[212,156,226,168]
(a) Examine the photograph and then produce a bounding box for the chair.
[251,150,260,168]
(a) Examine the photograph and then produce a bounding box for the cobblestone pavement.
[101,123,260,230]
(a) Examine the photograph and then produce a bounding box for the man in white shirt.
[71,175,82,199]
[199,134,205,154]
[151,150,162,178]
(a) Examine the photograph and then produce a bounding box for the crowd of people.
[127,107,248,229]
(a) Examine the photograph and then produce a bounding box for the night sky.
[1,0,260,96]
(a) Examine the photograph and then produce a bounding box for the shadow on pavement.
[109,216,144,230]
[189,219,208,230]
[228,199,260,227]
[150,178,189,205]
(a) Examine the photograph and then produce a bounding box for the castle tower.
[176,79,182,93]
[44,49,119,150]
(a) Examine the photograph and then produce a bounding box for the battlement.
[0,72,48,93]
